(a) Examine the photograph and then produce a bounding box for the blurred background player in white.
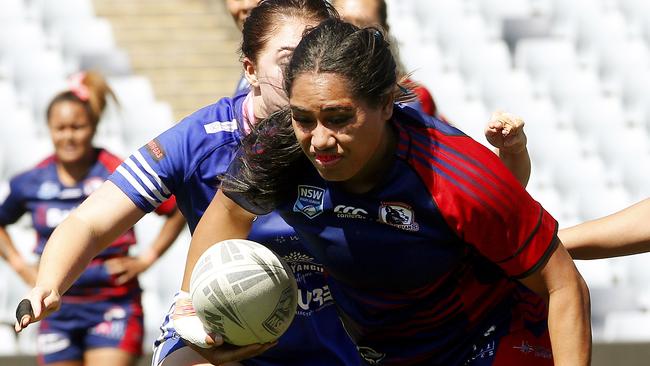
[1,71,185,366]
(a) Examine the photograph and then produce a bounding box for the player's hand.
[14,287,61,332]
[105,256,151,285]
[172,291,222,348]
[185,339,277,365]
[485,111,527,154]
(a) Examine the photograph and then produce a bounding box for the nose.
[310,123,335,151]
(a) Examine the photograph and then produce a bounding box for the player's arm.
[519,240,591,366]
[105,201,186,285]
[559,198,650,260]
[0,226,37,286]
[181,189,255,292]
[175,190,271,364]
[485,111,531,187]
[15,181,146,331]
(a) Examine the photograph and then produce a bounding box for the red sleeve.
[154,195,177,216]
[411,84,437,117]
[407,125,558,278]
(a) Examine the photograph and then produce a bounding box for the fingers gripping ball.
[190,239,298,346]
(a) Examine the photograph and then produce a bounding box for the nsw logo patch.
[293,185,325,219]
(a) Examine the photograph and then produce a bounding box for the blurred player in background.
[179,19,591,365]
[0,71,185,366]
[333,0,438,117]
[225,0,264,94]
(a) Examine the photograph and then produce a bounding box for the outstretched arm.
[15,181,146,331]
[519,240,591,366]
[560,198,650,260]
[485,111,531,187]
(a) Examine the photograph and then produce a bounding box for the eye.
[292,115,315,126]
[326,115,353,126]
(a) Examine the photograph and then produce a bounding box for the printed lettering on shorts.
[146,139,166,161]
[38,333,71,355]
[90,306,128,340]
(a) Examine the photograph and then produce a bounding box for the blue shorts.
[38,295,144,364]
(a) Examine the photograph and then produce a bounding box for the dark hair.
[376,0,388,31]
[240,0,338,62]
[223,19,407,209]
[285,18,399,108]
[46,71,116,126]
[221,108,307,211]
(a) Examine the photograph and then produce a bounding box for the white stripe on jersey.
[116,166,159,208]
[203,119,238,134]
[134,151,171,196]
[124,158,167,203]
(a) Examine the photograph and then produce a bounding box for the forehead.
[262,17,314,54]
[335,0,381,23]
[290,72,354,109]
[49,101,88,121]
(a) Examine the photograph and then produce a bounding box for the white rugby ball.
[189,239,298,346]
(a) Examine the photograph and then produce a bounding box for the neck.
[56,149,96,186]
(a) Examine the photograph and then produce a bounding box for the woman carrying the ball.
[178,19,591,365]
[0,71,185,366]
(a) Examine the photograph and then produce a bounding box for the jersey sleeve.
[108,126,187,213]
[154,195,177,216]
[0,178,27,226]
[421,127,558,278]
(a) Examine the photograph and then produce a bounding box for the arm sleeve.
[0,179,27,226]
[154,195,177,216]
[108,128,186,214]
[429,131,558,278]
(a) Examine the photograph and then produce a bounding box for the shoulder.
[165,96,244,150]
[9,155,56,185]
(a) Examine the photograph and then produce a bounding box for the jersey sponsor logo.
[297,286,333,312]
[146,138,166,161]
[58,188,83,199]
[83,177,104,196]
[293,185,325,219]
[357,346,386,365]
[37,333,71,355]
[378,202,419,231]
[334,204,368,219]
[203,120,238,134]
[46,207,72,227]
[37,181,60,200]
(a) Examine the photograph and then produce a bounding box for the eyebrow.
[290,105,355,113]
[278,46,295,53]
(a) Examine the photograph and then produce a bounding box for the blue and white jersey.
[109,93,360,366]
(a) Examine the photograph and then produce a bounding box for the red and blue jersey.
[233,105,558,365]
[0,149,141,301]
[108,93,361,366]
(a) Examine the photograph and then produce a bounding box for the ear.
[380,96,394,122]
[243,57,259,88]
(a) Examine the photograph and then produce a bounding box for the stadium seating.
[386,0,650,343]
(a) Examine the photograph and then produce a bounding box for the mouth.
[314,154,342,167]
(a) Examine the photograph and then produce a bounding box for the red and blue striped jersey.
[242,105,558,365]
